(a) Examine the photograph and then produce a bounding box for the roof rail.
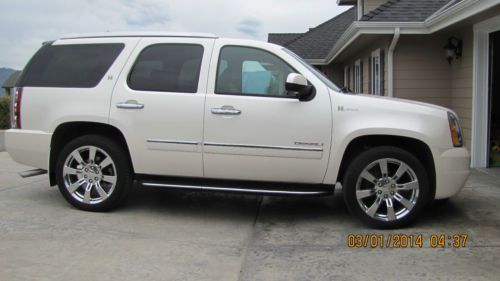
[60,32,218,40]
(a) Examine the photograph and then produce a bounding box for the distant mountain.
[0,68,18,86]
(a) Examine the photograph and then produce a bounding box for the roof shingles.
[268,33,302,46]
[276,7,356,60]
[361,0,455,22]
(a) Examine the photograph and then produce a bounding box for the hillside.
[0,68,17,86]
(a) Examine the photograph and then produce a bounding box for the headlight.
[448,112,463,147]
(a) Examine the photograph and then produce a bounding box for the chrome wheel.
[62,145,117,205]
[355,158,420,222]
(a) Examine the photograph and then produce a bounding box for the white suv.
[6,32,470,228]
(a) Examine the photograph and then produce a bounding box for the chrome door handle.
[116,100,144,109]
[211,105,241,115]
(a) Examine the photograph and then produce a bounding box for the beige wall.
[393,34,451,108]
[393,29,473,149]
[449,27,473,150]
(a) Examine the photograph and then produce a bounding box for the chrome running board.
[19,169,47,178]
[139,178,333,197]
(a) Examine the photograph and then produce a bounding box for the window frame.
[354,59,362,93]
[126,43,205,94]
[214,45,301,99]
[371,49,382,96]
[344,65,350,90]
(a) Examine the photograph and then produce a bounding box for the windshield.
[283,48,341,92]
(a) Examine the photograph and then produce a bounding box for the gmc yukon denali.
[6,32,470,228]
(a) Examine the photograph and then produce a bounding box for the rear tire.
[55,135,132,212]
[343,146,430,229]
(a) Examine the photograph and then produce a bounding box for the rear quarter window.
[18,43,124,88]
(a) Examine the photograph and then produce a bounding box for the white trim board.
[472,14,500,167]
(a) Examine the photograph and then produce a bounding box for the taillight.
[10,87,23,129]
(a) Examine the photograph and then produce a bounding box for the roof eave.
[326,0,499,64]
[304,58,328,65]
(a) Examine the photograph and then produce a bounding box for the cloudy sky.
[0,0,349,69]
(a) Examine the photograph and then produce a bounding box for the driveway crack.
[237,195,263,281]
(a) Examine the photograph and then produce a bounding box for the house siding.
[449,27,473,150]
[393,30,473,149]
[393,34,452,108]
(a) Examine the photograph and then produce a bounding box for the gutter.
[387,27,400,97]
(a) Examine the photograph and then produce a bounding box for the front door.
[489,31,500,167]
[109,38,214,177]
[203,42,332,183]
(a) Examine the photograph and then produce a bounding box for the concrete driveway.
[0,151,499,281]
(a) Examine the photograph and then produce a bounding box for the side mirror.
[285,73,315,101]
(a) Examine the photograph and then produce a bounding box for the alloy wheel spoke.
[99,157,112,169]
[88,147,97,163]
[397,180,419,191]
[360,170,377,184]
[366,197,383,217]
[67,178,85,193]
[393,162,409,180]
[71,150,85,165]
[394,193,415,210]
[63,166,81,176]
[102,175,116,185]
[357,189,376,199]
[83,184,92,203]
[386,198,396,221]
[379,159,388,177]
[95,182,108,199]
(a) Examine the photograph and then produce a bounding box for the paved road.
[0,151,499,281]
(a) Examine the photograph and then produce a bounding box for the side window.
[128,44,203,93]
[215,46,295,97]
[18,43,124,88]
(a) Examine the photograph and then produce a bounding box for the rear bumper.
[5,129,51,169]
[434,147,470,199]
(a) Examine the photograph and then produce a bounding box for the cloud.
[0,0,350,69]
[123,0,170,26]
[236,19,261,37]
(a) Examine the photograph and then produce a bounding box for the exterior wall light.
[444,36,463,64]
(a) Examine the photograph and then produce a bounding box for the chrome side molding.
[147,139,199,145]
[203,142,323,152]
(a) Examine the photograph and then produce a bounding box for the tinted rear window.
[128,44,204,93]
[18,43,124,88]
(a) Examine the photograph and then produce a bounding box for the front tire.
[55,135,132,212]
[343,146,430,229]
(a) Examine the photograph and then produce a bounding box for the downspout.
[388,27,400,97]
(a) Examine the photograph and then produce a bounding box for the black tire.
[55,134,132,212]
[343,146,430,229]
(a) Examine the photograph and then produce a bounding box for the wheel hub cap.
[62,146,117,205]
[355,158,420,222]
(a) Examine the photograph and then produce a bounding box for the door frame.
[472,14,500,167]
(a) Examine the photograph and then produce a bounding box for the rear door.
[110,37,214,177]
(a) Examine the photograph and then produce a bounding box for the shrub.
[0,95,11,129]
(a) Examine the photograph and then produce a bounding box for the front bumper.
[5,129,51,170]
[434,147,470,199]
